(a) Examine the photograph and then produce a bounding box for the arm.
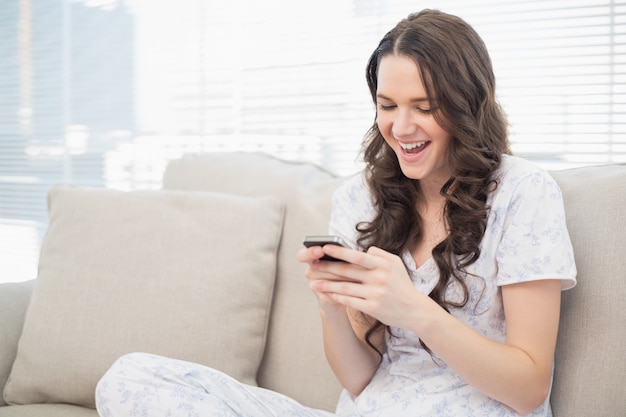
[319,305,384,396]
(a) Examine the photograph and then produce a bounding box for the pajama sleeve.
[495,171,577,290]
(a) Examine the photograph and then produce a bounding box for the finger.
[307,260,364,284]
[316,260,367,284]
[366,246,392,258]
[296,246,325,263]
[325,290,369,313]
[311,279,368,300]
[305,256,358,281]
[306,268,353,283]
[322,245,380,270]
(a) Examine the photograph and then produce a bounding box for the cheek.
[375,113,391,135]
[437,127,453,147]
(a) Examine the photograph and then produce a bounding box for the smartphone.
[303,235,350,262]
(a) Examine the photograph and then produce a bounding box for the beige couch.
[0,152,624,417]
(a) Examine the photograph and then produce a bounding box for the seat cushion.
[0,403,97,417]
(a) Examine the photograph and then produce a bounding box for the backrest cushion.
[549,164,626,417]
[4,186,283,407]
[163,152,345,411]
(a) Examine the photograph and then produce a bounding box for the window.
[1,0,624,282]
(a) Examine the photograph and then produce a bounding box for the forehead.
[377,54,428,98]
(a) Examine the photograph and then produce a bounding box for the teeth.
[399,141,426,150]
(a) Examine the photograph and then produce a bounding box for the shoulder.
[332,172,373,207]
[495,154,553,185]
[491,155,562,204]
[488,156,577,288]
[329,173,376,247]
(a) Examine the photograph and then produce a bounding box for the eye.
[416,106,433,114]
[378,103,396,111]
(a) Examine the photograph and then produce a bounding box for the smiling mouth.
[399,141,430,154]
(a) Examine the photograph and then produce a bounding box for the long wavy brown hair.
[356,9,511,355]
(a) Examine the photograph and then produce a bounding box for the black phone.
[303,235,350,262]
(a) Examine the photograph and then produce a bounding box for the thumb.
[366,245,395,260]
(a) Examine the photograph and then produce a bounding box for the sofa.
[0,152,624,417]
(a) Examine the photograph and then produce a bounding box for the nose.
[391,109,417,138]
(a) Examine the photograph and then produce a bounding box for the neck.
[419,176,448,204]
[415,175,450,223]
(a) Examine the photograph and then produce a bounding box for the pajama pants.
[95,352,338,417]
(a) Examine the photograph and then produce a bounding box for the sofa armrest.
[0,279,34,405]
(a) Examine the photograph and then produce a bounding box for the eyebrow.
[376,93,430,103]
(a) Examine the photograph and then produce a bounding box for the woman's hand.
[296,245,350,318]
[298,243,427,329]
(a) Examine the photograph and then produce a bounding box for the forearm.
[320,308,381,396]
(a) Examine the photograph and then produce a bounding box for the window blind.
[1,0,624,282]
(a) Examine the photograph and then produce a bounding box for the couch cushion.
[0,403,97,417]
[3,185,284,408]
[163,152,345,411]
[549,164,626,417]
[0,281,34,407]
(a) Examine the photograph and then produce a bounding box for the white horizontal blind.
[1,0,624,282]
[471,0,626,167]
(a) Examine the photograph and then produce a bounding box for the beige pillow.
[4,185,284,408]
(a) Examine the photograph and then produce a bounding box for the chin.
[397,164,424,180]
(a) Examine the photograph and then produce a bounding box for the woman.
[299,8,576,416]
[95,9,576,417]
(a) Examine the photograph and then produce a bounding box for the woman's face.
[375,54,452,187]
